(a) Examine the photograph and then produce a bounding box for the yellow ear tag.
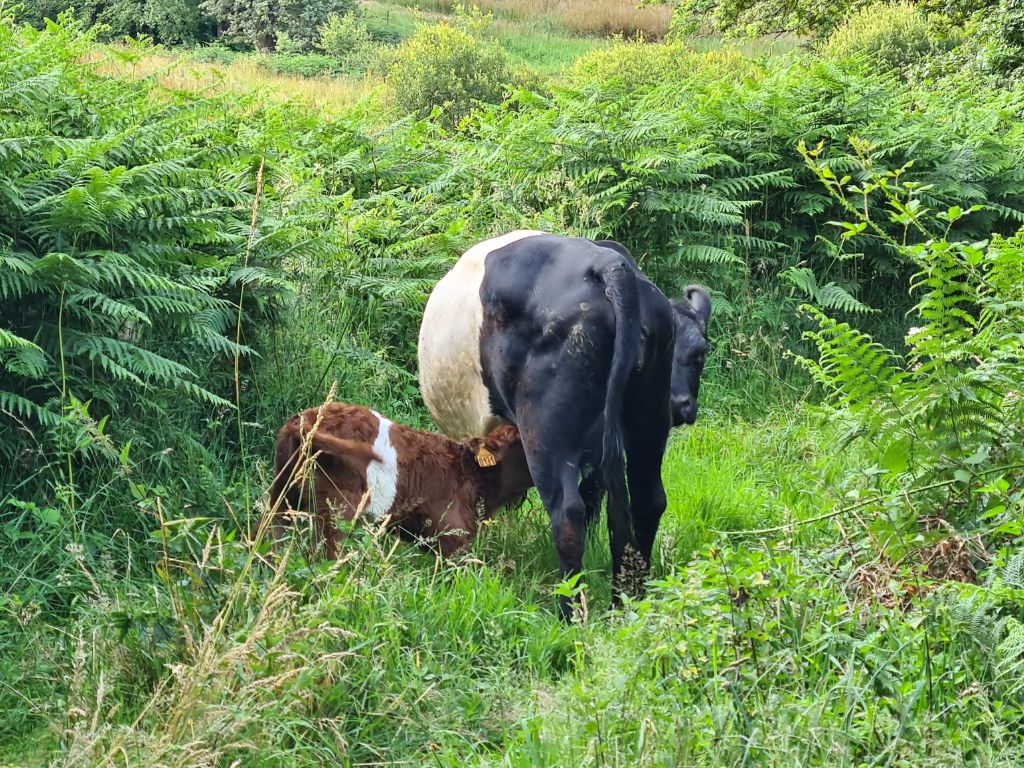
[475,446,497,467]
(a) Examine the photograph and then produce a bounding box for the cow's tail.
[269,420,377,513]
[598,253,641,544]
[307,432,379,471]
[269,419,303,513]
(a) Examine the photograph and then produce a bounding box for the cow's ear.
[685,285,712,329]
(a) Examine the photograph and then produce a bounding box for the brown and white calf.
[268,403,533,556]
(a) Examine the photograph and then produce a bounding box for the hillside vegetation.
[3,1,1024,765]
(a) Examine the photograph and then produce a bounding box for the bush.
[384,21,513,127]
[821,2,937,72]
[671,0,852,37]
[258,51,343,77]
[19,0,214,45]
[569,40,760,92]
[187,40,241,64]
[272,29,304,55]
[797,141,1024,555]
[972,0,1024,76]
[0,13,304,598]
[317,12,380,73]
[199,0,357,51]
[319,12,371,57]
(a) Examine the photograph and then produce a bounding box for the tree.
[18,0,213,44]
[200,0,356,51]
[667,0,858,37]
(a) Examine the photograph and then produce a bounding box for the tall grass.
[93,47,378,113]
[378,0,673,38]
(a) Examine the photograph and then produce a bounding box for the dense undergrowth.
[3,7,1024,766]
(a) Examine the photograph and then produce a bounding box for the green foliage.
[138,0,212,45]
[187,40,242,63]
[505,547,1022,765]
[19,0,214,44]
[967,0,1024,77]
[384,20,514,127]
[667,0,856,37]
[795,141,1024,561]
[356,1,418,44]
[317,12,380,74]
[0,18,272,438]
[318,11,371,56]
[198,0,357,51]
[821,2,937,71]
[7,10,1024,767]
[568,39,760,91]
[258,50,344,76]
[0,10,308,643]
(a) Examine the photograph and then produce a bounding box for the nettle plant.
[795,137,1024,556]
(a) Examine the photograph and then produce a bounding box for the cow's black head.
[669,285,711,426]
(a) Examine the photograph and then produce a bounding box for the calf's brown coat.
[269,403,532,556]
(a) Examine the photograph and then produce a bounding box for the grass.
[92,47,378,113]
[3,405,841,761]
[10,405,1018,765]
[496,22,609,72]
[361,1,607,72]
[361,0,424,42]
[375,0,673,38]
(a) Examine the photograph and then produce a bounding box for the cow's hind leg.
[580,472,604,530]
[521,436,588,621]
[623,427,669,596]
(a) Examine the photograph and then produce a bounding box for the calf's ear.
[685,285,712,329]
[473,425,521,467]
[465,436,497,467]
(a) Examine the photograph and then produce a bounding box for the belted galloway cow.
[418,230,711,616]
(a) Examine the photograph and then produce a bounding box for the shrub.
[317,12,380,73]
[187,40,241,64]
[972,0,1024,76]
[19,0,214,45]
[139,0,212,45]
[569,40,760,92]
[0,14,305,544]
[319,12,372,57]
[384,21,512,127]
[821,2,937,72]
[671,0,852,37]
[797,140,1024,555]
[258,51,342,77]
[272,29,304,55]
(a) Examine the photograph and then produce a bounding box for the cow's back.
[418,230,545,438]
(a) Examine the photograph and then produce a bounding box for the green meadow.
[3,0,1024,764]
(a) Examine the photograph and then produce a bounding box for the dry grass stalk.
[58,386,374,766]
[414,0,672,38]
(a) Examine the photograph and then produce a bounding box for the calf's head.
[669,285,712,426]
[464,424,533,510]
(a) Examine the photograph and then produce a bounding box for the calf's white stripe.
[364,411,399,521]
